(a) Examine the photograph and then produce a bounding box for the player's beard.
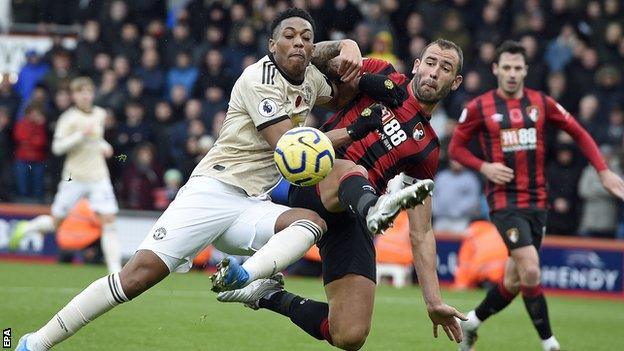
[412,75,453,104]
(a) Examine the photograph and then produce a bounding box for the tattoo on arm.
[311,41,341,78]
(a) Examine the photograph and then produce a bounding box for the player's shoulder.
[92,106,107,116]
[57,106,77,121]
[238,55,277,86]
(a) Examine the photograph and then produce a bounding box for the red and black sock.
[521,285,553,340]
[337,173,378,220]
[475,282,518,321]
[259,291,332,344]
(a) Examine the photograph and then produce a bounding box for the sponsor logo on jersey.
[506,228,519,243]
[258,98,277,117]
[500,127,537,152]
[413,122,425,141]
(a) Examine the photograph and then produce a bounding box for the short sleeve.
[306,64,333,105]
[239,80,290,131]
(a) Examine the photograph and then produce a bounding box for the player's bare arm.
[312,39,361,83]
[407,197,467,343]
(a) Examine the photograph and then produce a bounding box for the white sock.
[541,336,560,351]
[465,310,481,329]
[101,222,122,273]
[242,219,324,283]
[25,215,55,235]
[27,273,129,351]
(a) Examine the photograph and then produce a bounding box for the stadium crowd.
[0,0,623,238]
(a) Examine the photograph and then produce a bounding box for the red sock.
[320,318,333,345]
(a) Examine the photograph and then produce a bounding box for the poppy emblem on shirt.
[295,95,303,107]
[506,228,519,243]
[413,122,425,141]
[526,105,540,122]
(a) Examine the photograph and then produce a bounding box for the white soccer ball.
[274,126,335,187]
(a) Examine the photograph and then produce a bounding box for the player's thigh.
[325,274,375,342]
[87,178,119,216]
[522,209,547,249]
[490,210,534,253]
[503,257,521,292]
[137,177,249,272]
[51,180,89,218]
[214,198,291,255]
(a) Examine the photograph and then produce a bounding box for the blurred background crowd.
[0,0,623,238]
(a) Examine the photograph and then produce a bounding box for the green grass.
[1,261,623,350]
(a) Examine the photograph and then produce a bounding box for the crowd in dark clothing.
[1,0,623,237]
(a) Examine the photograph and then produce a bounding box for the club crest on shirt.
[506,227,519,243]
[413,122,425,141]
[526,105,540,122]
[258,98,277,117]
[153,227,167,240]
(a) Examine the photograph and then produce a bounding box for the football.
[274,126,335,186]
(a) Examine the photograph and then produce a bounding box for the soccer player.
[448,40,624,351]
[11,77,122,274]
[16,8,376,351]
[216,39,468,350]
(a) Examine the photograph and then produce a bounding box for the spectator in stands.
[366,31,398,66]
[112,23,141,65]
[594,65,624,119]
[223,25,258,76]
[112,55,131,86]
[125,75,156,119]
[470,41,497,91]
[166,51,198,101]
[435,10,470,55]
[521,34,548,91]
[474,3,505,45]
[169,84,188,120]
[546,145,583,235]
[74,20,106,76]
[331,0,363,35]
[94,69,125,113]
[120,142,162,210]
[546,72,575,113]
[0,107,12,201]
[577,94,603,143]
[13,103,48,202]
[100,0,129,47]
[92,52,112,86]
[432,160,481,233]
[604,106,624,147]
[0,74,21,120]
[15,50,49,103]
[193,25,226,65]
[578,145,621,238]
[42,49,76,96]
[153,168,183,210]
[115,100,151,158]
[135,49,165,97]
[164,23,194,68]
[193,49,233,98]
[544,24,577,73]
[566,46,599,100]
[150,101,175,168]
[447,71,482,122]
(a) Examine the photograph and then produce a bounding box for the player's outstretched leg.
[217,273,285,309]
[210,209,326,292]
[15,250,169,351]
[365,176,434,234]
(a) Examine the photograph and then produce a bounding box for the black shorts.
[288,185,376,285]
[490,208,547,253]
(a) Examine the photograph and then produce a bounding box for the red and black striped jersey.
[449,88,607,211]
[322,58,440,193]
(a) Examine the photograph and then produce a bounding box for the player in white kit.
[16,8,365,350]
[11,77,122,274]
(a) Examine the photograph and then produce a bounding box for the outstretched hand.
[427,303,467,343]
[599,169,624,201]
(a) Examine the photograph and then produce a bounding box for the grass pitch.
[1,261,623,350]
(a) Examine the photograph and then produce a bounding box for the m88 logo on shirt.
[500,127,537,152]
[378,108,407,149]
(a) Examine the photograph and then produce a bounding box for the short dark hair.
[494,40,527,64]
[270,8,315,39]
[420,39,464,74]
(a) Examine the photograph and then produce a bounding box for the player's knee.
[300,209,327,233]
[119,251,169,299]
[99,214,115,224]
[334,159,368,179]
[503,276,520,294]
[332,326,369,351]
[520,265,541,285]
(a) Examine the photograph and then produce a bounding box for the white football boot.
[366,173,434,234]
[217,273,285,310]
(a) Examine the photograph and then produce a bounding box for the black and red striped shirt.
[449,88,607,211]
[322,58,440,192]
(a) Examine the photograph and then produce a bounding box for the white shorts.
[137,176,290,273]
[51,178,119,218]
